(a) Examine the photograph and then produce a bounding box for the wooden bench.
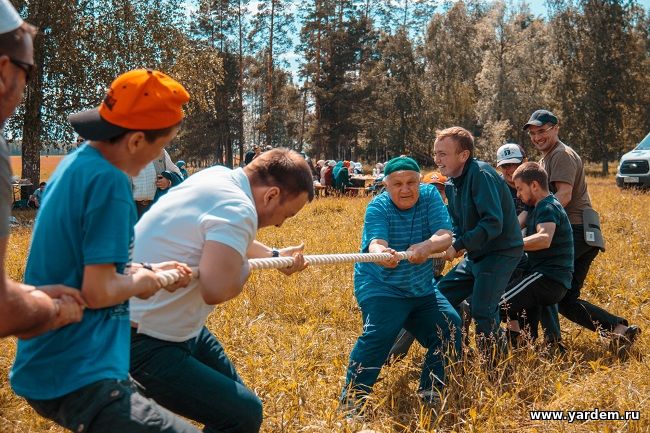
[314,184,327,198]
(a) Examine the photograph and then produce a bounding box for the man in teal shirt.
[434,127,523,351]
[11,69,199,433]
[500,162,573,338]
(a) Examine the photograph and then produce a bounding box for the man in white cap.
[0,0,85,338]
[496,143,562,345]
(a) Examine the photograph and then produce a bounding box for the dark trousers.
[130,327,263,433]
[342,291,461,400]
[500,272,567,336]
[27,379,200,433]
[134,200,153,220]
[438,252,521,342]
[555,226,627,333]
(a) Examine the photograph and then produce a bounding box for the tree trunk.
[237,0,245,166]
[21,3,46,199]
[265,0,275,148]
[602,158,609,176]
[298,81,308,152]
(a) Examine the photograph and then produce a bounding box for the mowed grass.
[1,177,649,433]
[9,156,65,181]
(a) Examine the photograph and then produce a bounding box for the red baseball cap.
[69,69,190,141]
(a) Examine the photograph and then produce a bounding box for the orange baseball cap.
[422,171,448,185]
[69,69,190,141]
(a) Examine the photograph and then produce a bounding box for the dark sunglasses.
[9,57,34,81]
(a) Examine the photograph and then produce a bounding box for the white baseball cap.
[0,0,23,34]
[496,143,524,167]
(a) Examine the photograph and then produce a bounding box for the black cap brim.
[523,120,543,130]
[68,108,130,141]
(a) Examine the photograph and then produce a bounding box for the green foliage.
[6,0,650,172]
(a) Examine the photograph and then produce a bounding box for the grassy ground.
[1,177,648,433]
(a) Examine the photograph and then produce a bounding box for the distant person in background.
[176,160,189,180]
[244,145,260,165]
[524,109,640,351]
[306,157,318,180]
[372,162,384,178]
[28,181,45,208]
[132,148,183,219]
[315,160,325,182]
[322,160,335,188]
[335,161,352,192]
[0,0,84,338]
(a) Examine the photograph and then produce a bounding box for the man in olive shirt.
[524,110,639,348]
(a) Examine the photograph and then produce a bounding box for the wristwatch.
[271,249,280,257]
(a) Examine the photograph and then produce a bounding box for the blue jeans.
[130,327,262,433]
[342,290,461,401]
[438,253,521,343]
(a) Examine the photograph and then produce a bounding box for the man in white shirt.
[132,148,182,219]
[129,148,314,433]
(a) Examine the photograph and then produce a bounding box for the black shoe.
[610,325,641,355]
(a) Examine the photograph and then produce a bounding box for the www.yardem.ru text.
[530,408,640,423]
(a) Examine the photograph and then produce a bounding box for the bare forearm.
[0,278,57,338]
[246,240,273,258]
[554,190,571,207]
[428,231,453,253]
[82,271,149,309]
[523,233,551,251]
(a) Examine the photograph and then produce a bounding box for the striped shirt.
[354,184,452,304]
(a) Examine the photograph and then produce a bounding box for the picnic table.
[349,175,376,188]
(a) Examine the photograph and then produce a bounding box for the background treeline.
[5,0,650,188]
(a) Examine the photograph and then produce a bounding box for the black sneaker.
[610,325,641,356]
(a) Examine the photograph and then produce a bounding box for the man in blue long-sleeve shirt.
[434,127,523,351]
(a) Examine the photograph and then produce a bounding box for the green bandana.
[383,156,420,177]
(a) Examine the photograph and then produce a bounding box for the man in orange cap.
[10,69,201,433]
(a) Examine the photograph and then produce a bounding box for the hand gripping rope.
[153,251,446,287]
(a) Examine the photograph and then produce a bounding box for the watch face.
[272,249,280,257]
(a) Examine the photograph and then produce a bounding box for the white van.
[616,132,650,188]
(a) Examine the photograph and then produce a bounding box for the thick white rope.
[247,251,446,270]
[153,251,446,287]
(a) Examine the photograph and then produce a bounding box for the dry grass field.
[1,176,648,433]
[9,156,65,181]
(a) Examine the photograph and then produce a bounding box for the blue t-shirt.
[11,144,136,400]
[354,184,452,304]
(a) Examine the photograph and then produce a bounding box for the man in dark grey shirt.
[0,0,84,338]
